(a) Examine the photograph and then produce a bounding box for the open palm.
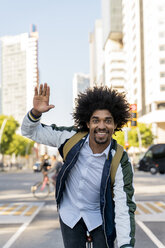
[33,83,55,114]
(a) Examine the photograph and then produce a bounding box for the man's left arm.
[113,151,136,248]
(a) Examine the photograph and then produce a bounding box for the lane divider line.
[136,220,165,248]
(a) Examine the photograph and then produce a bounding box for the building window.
[133,78,137,84]
[157,103,165,109]
[160,72,165,77]
[159,45,165,51]
[160,59,165,64]
[134,88,137,95]
[160,85,165,91]
[133,66,137,73]
[110,69,125,73]
[111,77,124,81]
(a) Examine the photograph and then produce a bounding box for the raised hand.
[32,83,55,116]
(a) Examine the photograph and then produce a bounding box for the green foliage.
[113,123,154,148]
[6,134,34,156]
[0,115,19,154]
[128,123,154,148]
[138,123,154,147]
[113,131,125,146]
[0,115,34,156]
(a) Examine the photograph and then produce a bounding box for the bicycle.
[31,172,55,199]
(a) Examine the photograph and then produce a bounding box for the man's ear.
[86,122,90,129]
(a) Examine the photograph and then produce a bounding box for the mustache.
[94,128,109,134]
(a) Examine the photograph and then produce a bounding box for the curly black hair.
[73,86,131,132]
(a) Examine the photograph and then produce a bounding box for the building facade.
[72,73,90,108]
[89,19,104,87]
[101,0,125,91]
[122,0,165,143]
[122,0,142,108]
[89,0,165,143]
[0,25,39,124]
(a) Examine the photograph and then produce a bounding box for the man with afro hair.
[21,83,136,248]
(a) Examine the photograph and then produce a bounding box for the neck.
[89,140,110,154]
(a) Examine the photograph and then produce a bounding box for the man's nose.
[98,121,106,129]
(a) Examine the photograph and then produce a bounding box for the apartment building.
[122,0,165,143]
[89,19,104,87]
[101,0,125,92]
[72,73,90,108]
[0,25,39,124]
[89,0,125,91]
[122,0,142,108]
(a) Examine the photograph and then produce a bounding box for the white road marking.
[136,220,165,248]
[135,201,165,247]
[1,202,44,248]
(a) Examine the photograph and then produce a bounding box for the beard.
[94,128,110,144]
[94,137,109,144]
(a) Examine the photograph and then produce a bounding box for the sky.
[0,0,101,126]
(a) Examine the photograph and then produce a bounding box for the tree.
[128,123,154,148]
[113,131,125,146]
[113,123,154,148]
[0,115,19,155]
[6,134,34,156]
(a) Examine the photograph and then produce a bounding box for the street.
[0,169,165,248]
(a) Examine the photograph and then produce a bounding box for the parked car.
[138,144,165,174]
[33,162,41,172]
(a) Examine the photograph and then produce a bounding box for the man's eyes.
[105,119,111,124]
[92,119,99,124]
[92,119,112,124]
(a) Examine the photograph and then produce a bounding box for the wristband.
[28,109,42,122]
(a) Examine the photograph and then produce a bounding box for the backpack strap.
[110,144,124,186]
[63,131,88,161]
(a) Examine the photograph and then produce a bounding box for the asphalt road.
[0,168,165,248]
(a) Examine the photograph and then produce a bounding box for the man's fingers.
[47,105,55,111]
[39,84,43,95]
[34,86,38,96]
[42,83,48,96]
[37,83,49,96]
[47,86,50,96]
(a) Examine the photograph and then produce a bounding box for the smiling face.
[87,109,117,154]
